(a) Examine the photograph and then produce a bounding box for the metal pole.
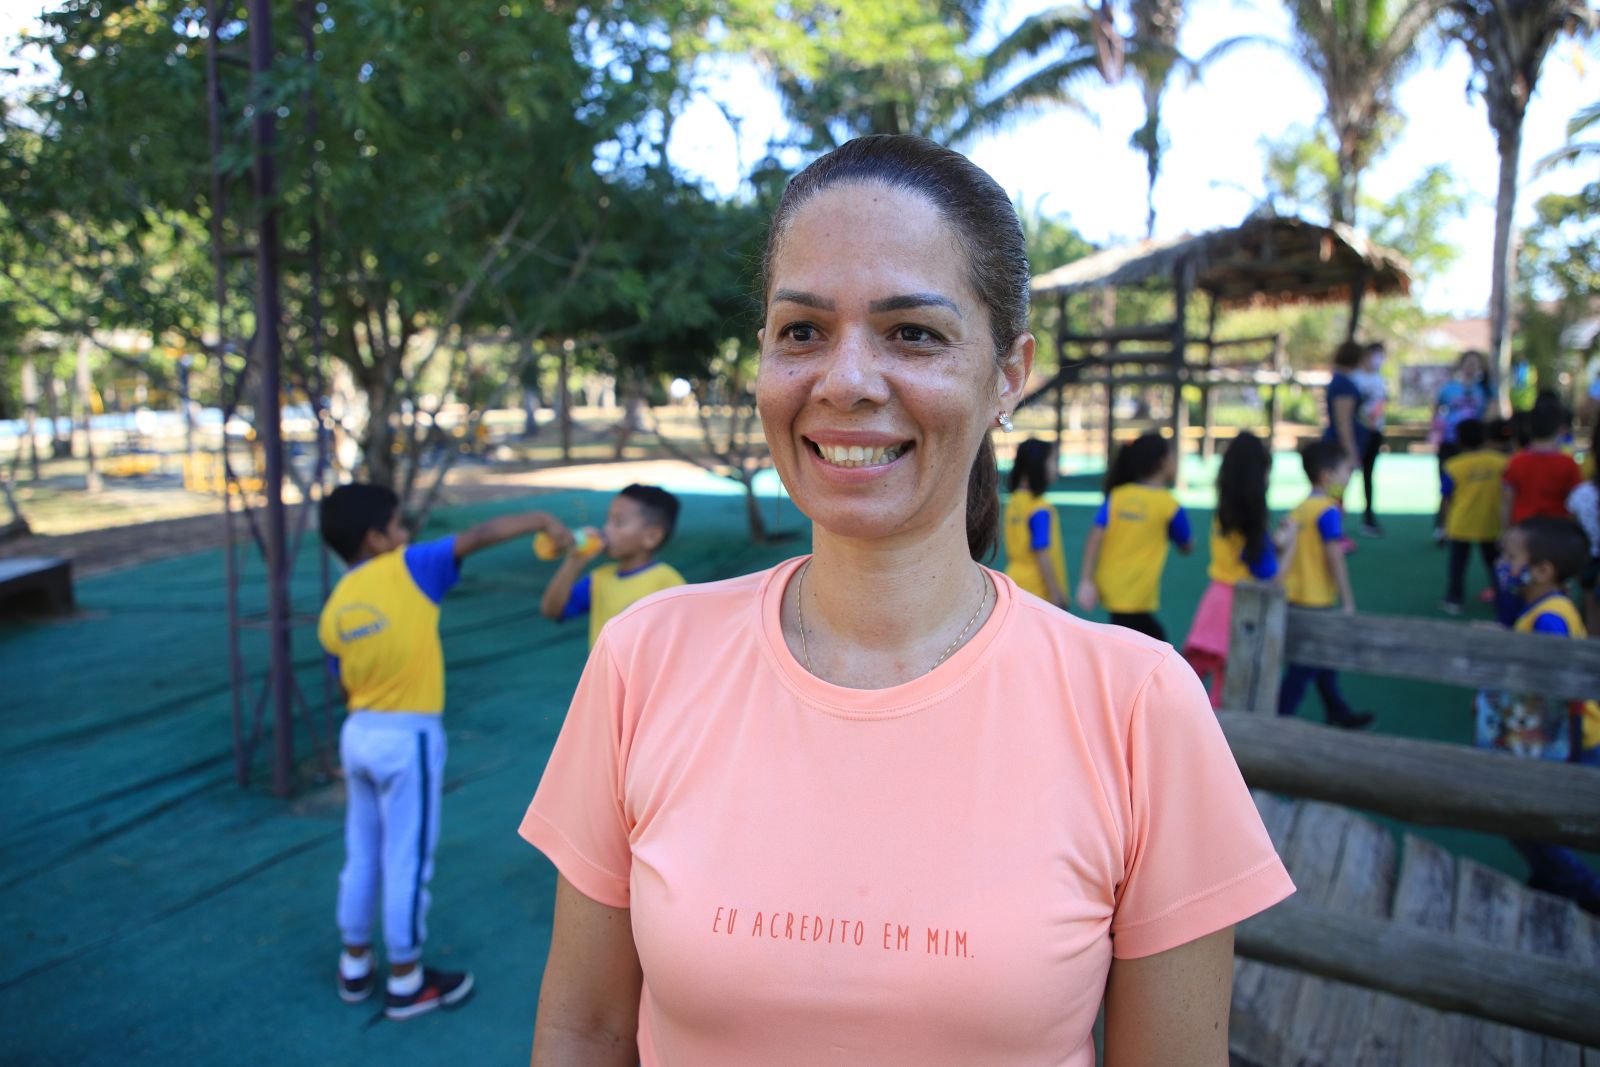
[249,0,296,797]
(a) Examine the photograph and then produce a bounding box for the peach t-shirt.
[520,557,1293,1066]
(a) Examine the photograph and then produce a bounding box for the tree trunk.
[76,340,101,493]
[20,356,40,481]
[558,342,573,463]
[1488,118,1522,416]
[361,372,399,489]
[43,365,67,458]
[742,471,770,542]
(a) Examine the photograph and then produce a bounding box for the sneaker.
[338,965,374,1004]
[1477,587,1497,604]
[1441,600,1463,616]
[385,967,474,1021]
[1328,710,1375,730]
[1360,520,1384,538]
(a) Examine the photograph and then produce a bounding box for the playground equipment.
[1220,581,1600,1060]
[1025,215,1412,464]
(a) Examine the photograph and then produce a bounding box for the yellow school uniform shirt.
[1443,449,1510,543]
[1003,489,1068,602]
[587,561,686,647]
[1285,494,1342,609]
[1094,483,1188,613]
[318,544,453,714]
[1513,595,1599,751]
[1207,523,1252,585]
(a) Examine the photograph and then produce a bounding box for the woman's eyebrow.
[771,288,836,310]
[868,292,961,317]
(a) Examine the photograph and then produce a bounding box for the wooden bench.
[0,557,74,615]
[1220,581,1600,1061]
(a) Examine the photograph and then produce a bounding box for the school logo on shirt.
[336,603,389,642]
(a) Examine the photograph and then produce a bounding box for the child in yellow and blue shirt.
[1075,432,1192,640]
[318,483,573,1018]
[1496,516,1600,913]
[1277,441,1375,729]
[1440,417,1508,614]
[1003,438,1069,609]
[540,484,685,645]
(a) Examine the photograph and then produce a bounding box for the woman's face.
[1459,353,1484,381]
[756,183,1032,545]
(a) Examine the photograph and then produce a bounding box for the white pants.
[337,712,447,964]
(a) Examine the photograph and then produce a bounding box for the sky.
[5,0,1595,317]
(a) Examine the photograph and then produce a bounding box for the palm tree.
[966,1,1192,239]
[1444,0,1596,412]
[1211,0,1446,228]
[1535,98,1600,173]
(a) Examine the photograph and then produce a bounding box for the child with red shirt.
[1503,404,1581,527]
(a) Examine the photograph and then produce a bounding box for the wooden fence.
[1221,582,1600,1053]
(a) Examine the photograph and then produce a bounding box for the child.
[1566,423,1600,634]
[1075,432,1193,639]
[1440,418,1507,615]
[540,484,685,646]
[1182,432,1296,709]
[1277,442,1374,729]
[1497,516,1600,912]
[318,485,573,1018]
[1002,438,1068,609]
[1503,403,1582,527]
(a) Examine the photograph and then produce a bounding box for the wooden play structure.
[0,558,74,616]
[1220,581,1600,1063]
[1025,215,1412,461]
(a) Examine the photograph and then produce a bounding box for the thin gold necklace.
[795,559,990,677]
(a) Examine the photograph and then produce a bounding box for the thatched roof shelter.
[1031,215,1411,309]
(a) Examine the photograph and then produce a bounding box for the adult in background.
[1322,342,1371,541]
[1432,350,1492,542]
[519,135,1293,1066]
[1350,342,1389,537]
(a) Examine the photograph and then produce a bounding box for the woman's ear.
[997,332,1036,413]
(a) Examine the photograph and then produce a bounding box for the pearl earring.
[997,411,1014,433]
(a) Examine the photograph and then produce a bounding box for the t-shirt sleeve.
[325,653,341,684]
[519,633,633,907]
[1316,507,1343,542]
[1247,538,1279,581]
[1590,376,1600,402]
[1094,500,1110,528]
[403,537,462,604]
[1029,509,1054,550]
[1440,470,1456,498]
[560,574,593,621]
[1167,507,1192,545]
[1532,613,1572,637]
[1111,653,1295,959]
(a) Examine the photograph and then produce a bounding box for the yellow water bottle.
[533,527,604,561]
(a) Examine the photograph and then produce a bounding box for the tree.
[1443,0,1597,410]
[1516,180,1600,388]
[969,1,1193,237]
[1212,0,1446,228]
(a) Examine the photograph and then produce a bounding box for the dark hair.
[1486,417,1514,450]
[1455,417,1486,450]
[1516,516,1589,583]
[321,483,401,564]
[762,135,1030,562]
[1008,438,1054,495]
[1457,350,1488,379]
[1511,410,1533,448]
[1529,403,1562,441]
[1333,341,1365,370]
[1216,432,1271,569]
[1107,432,1171,493]
[619,484,680,547]
[1299,439,1348,484]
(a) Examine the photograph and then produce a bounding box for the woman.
[1350,342,1389,537]
[1323,341,1371,476]
[1004,437,1069,609]
[520,136,1293,1066]
[1433,351,1492,541]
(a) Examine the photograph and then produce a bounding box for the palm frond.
[980,5,1098,82]
[1532,139,1600,176]
[954,57,1102,143]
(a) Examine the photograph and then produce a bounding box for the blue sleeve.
[1440,471,1455,498]
[1532,614,1572,637]
[1317,507,1344,542]
[560,574,592,621]
[1093,500,1109,528]
[1028,509,1053,550]
[1247,538,1279,580]
[403,536,461,604]
[325,654,341,684]
[1167,507,1192,545]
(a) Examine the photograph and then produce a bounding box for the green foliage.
[1516,180,1600,384]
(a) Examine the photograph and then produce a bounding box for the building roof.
[1031,214,1412,309]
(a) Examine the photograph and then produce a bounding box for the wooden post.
[1103,378,1116,469]
[1345,268,1368,343]
[1168,260,1191,447]
[1200,291,1219,461]
[20,355,40,481]
[559,339,573,463]
[1053,294,1067,469]
[75,339,101,493]
[1221,580,1286,713]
